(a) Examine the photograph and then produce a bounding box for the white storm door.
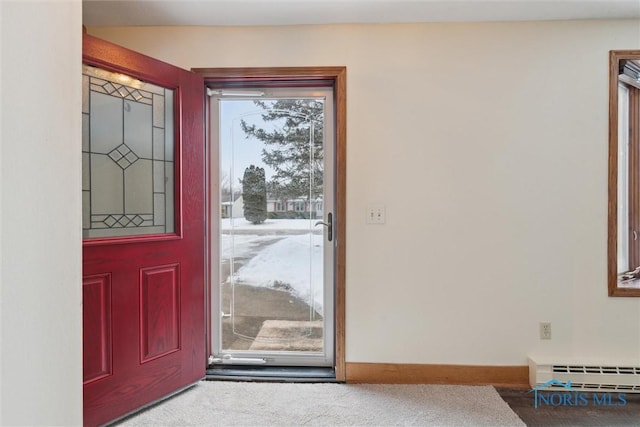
[210,87,335,367]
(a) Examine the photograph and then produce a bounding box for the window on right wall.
[609,51,640,296]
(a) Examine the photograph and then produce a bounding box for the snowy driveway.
[221,219,325,314]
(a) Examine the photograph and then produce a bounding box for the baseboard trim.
[345,362,529,388]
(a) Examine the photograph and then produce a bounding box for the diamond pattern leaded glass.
[82,64,175,238]
[108,144,140,170]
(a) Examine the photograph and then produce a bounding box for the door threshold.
[206,365,337,382]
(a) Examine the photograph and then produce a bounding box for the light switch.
[366,204,385,224]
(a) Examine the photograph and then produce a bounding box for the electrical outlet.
[366,204,386,224]
[540,322,552,340]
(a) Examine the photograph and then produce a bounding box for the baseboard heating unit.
[529,357,640,392]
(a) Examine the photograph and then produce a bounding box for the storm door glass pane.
[82,64,174,239]
[618,83,630,273]
[220,98,325,354]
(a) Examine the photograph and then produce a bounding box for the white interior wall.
[89,20,640,366]
[1,1,83,425]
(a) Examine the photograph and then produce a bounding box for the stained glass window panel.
[82,64,175,239]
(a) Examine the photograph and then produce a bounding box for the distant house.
[222,195,322,219]
[221,195,244,218]
[266,196,323,219]
[223,194,324,219]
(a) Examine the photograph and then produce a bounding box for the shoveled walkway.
[220,282,322,351]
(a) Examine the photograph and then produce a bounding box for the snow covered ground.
[221,221,325,314]
[221,234,280,259]
[233,233,324,314]
[221,218,320,231]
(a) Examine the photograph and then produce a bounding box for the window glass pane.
[219,97,326,354]
[618,84,630,273]
[82,64,175,239]
[165,90,174,161]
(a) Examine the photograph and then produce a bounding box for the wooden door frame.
[194,67,346,381]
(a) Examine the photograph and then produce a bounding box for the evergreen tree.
[242,165,267,224]
[240,99,323,201]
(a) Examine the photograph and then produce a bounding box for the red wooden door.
[82,35,206,426]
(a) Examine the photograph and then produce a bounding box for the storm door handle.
[314,212,333,242]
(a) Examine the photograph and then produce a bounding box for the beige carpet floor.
[118,381,525,426]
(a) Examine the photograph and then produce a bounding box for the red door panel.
[140,264,181,362]
[82,274,112,383]
[82,34,206,426]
